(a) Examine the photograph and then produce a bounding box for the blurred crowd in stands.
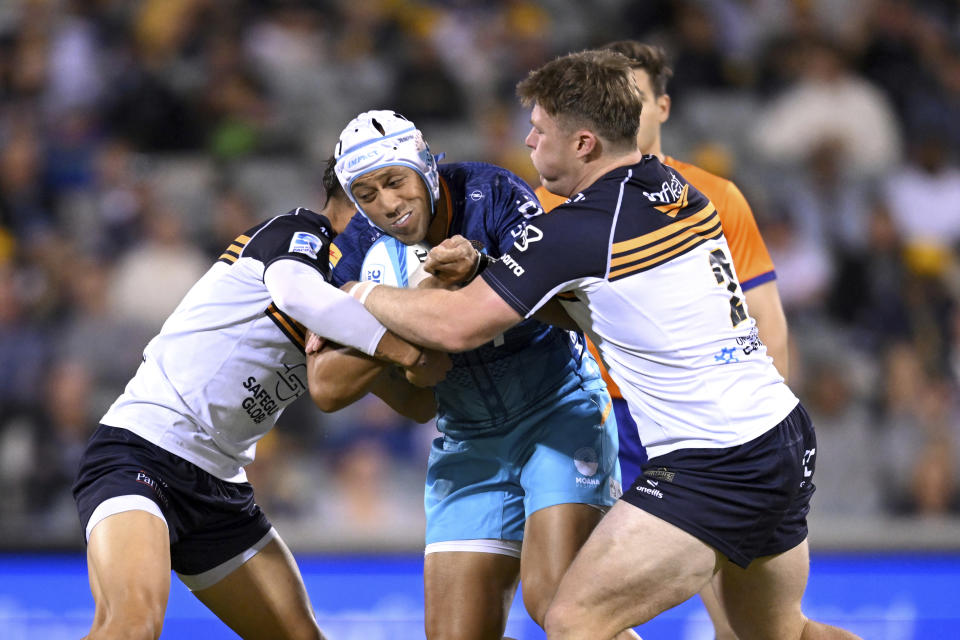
[1,0,959,550]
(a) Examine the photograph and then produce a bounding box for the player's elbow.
[309,383,353,413]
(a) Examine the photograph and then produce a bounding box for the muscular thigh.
[86,509,172,621]
[718,539,810,640]
[424,551,520,640]
[193,536,323,640]
[554,501,717,633]
[520,503,604,621]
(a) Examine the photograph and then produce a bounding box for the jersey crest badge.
[289,232,322,259]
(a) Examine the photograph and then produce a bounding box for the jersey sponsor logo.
[633,484,663,499]
[653,183,690,218]
[275,361,308,401]
[242,375,285,424]
[643,174,685,205]
[470,190,484,201]
[289,232,322,259]
[736,327,763,356]
[135,470,170,509]
[501,253,525,276]
[329,243,342,267]
[511,223,543,252]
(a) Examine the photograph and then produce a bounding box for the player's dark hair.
[322,155,347,203]
[601,40,673,97]
[516,49,641,150]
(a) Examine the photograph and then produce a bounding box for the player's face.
[632,68,670,155]
[525,103,579,198]
[351,166,431,244]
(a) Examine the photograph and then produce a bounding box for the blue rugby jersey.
[331,162,600,437]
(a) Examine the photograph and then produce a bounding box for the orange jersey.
[535,157,776,398]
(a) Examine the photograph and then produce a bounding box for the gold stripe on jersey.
[608,203,721,280]
[265,303,306,352]
[218,234,251,265]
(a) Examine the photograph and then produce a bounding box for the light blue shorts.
[424,376,622,545]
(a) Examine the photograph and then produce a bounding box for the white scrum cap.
[334,110,440,219]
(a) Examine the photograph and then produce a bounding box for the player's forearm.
[307,344,386,412]
[370,368,437,423]
[363,285,483,352]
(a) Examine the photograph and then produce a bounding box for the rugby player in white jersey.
[71,160,449,640]
[346,50,863,640]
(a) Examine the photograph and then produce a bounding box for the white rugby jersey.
[482,157,798,459]
[102,208,336,482]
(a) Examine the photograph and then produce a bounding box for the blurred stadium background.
[1,0,959,637]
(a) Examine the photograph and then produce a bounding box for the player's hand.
[305,330,326,355]
[405,349,452,387]
[424,235,479,285]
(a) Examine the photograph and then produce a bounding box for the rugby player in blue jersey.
[307,110,625,640]
[348,54,864,640]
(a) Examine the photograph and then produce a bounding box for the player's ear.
[658,93,671,123]
[575,130,598,158]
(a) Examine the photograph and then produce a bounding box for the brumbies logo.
[289,232,321,259]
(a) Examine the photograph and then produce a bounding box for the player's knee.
[543,599,582,639]
[520,577,553,626]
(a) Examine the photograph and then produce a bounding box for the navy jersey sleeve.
[488,170,545,255]
[329,213,381,286]
[238,208,334,280]
[481,206,610,317]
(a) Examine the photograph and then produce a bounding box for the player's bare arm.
[360,276,522,353]
[424,236,578,330]
[307,339,389,412]
[744,281,789,380]
[307,336,445,421]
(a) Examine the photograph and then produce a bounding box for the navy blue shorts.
[621,403,816,568]
[73,424,273,577]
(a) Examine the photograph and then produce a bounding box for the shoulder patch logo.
[289,232,322,259]
[329,243,342,267]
